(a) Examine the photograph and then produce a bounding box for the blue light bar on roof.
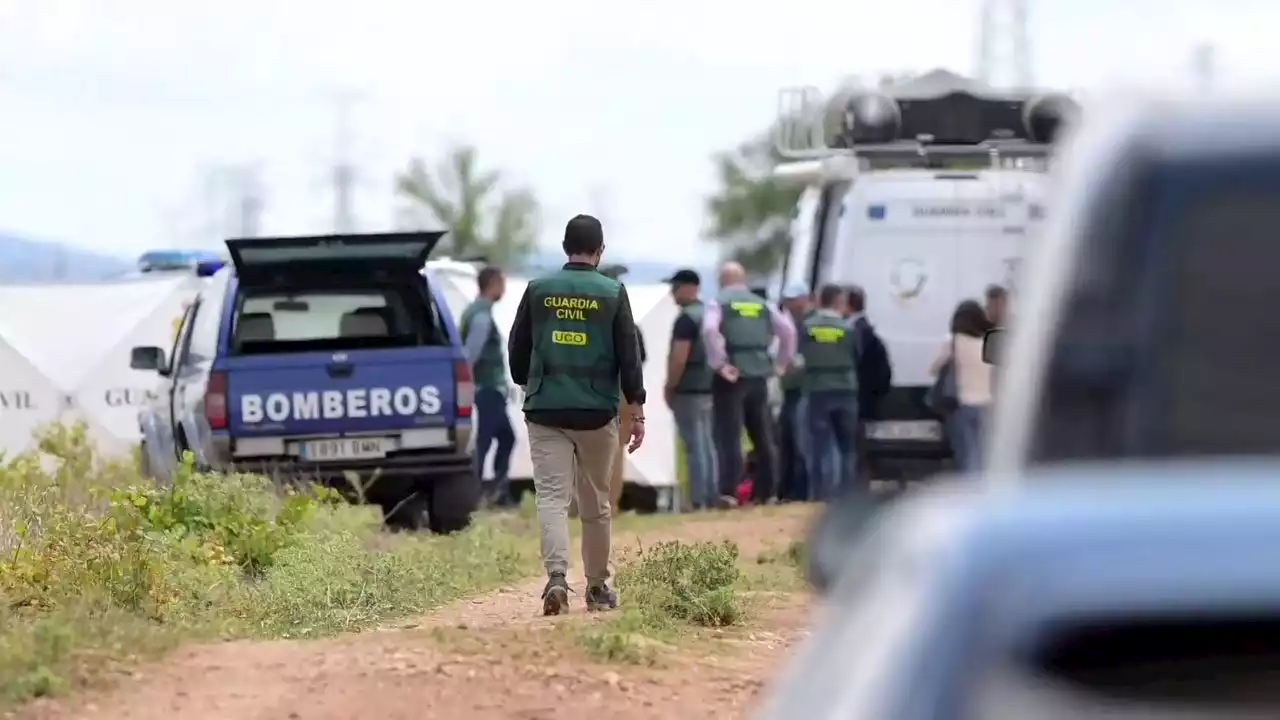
[195,260,226,277]
[138,249,224,273]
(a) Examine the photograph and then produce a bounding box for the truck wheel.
[381,492,429,532]
[427,471,480,534]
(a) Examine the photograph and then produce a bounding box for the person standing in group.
[801,284,861,500]
[662,269,718,511]
[929,300,994,473]
[984,284,1009,328]
[844,285,892,485]
[508,214,646,615]
[597,264,647,516]
[460,266,517,508]
[701,262,796,507]
[776,282,813,503]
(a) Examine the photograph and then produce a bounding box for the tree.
[703,129,803,277]
[396,145,541,266]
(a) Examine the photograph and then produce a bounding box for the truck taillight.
[205,372,228,430]
[455,360,474,417]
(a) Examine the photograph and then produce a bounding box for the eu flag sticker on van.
[867,204,886,220]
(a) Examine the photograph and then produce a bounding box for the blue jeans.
[474,387,515,498]
[672,393,718,510]
[806,391,859,501]
[949,404,986,473]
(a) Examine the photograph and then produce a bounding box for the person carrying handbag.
[928,300,994,473]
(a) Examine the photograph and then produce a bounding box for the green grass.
[0,423,537,708]
[576,539,748,665]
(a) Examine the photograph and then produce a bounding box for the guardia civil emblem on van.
[890,259,927,303]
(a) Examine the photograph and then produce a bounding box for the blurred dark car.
[762,465,1280,720]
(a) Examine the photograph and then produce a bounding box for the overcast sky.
[0,0,1275,263]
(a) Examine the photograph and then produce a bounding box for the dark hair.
[951,299,994,338]
[985,284,1008,302]
[845,284,866,313]
[563,214,604,256]
[477,265,503,292]
[818,283,845,308]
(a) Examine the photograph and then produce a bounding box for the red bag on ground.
[735,478,753,506]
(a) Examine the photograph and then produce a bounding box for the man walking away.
[663,269,718,511]
[984,284,1009,328]
[508,214,646,615]
[701,261,797,507]
[777,282,813,503]
[804,284,861,501]
[461,266,516,508]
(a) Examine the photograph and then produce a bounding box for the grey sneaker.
[542,572,570,616]
[585,583,618,612]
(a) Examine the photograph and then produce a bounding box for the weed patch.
[578,540,743,664]
[0,423,534,708]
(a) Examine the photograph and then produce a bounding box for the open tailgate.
[225,231,447,284]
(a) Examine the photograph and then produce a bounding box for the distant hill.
[0,233,134,283]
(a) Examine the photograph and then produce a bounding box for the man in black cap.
[663,269,718,511]
[508,214,646,615]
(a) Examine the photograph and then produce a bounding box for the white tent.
[0,330,66,458]
[0,275,201,458]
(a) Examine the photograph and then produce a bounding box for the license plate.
[866,420,943,442]
[300,437,387,462]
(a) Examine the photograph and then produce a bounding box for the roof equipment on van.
[775,69,1079,168]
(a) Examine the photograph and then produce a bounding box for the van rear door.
[216,232,467,460]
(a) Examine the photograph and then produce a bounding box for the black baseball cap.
[664,269,700,286]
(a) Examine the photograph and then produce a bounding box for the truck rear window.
[231,285,446,354]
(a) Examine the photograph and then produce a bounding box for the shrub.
[0,423,534,707]
[617,540,743,628]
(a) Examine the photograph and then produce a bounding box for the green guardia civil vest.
[800,311,859,393]
[716,286,775,379]
[523,268,622,412]
[780,309,815,392]
[459,298,506,389]
[673,301,712,394]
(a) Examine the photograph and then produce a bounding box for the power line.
[1192,42,1217,92]
[976,0,1033,89]
[332,91,359,234]
[236,164,265,238]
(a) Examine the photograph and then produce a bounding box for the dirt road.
[21,507,815,720]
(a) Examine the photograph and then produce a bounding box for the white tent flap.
[0,276,200,458]
[0,336,65,457]
[68,278,202,456]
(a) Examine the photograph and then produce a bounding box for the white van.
[779,168,1047,476]
[772,70,1074,479]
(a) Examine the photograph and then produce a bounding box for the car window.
[1026,150,1280,463]
[241,291,401,340]
[170,302,199,372]
[1152,182,1280,455]
[188,274,228,359]
[230,285,446,354]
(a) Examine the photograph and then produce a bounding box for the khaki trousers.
[569,402,632,519]
[528,420,618,583]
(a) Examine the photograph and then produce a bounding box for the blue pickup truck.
[129,232,479,533]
